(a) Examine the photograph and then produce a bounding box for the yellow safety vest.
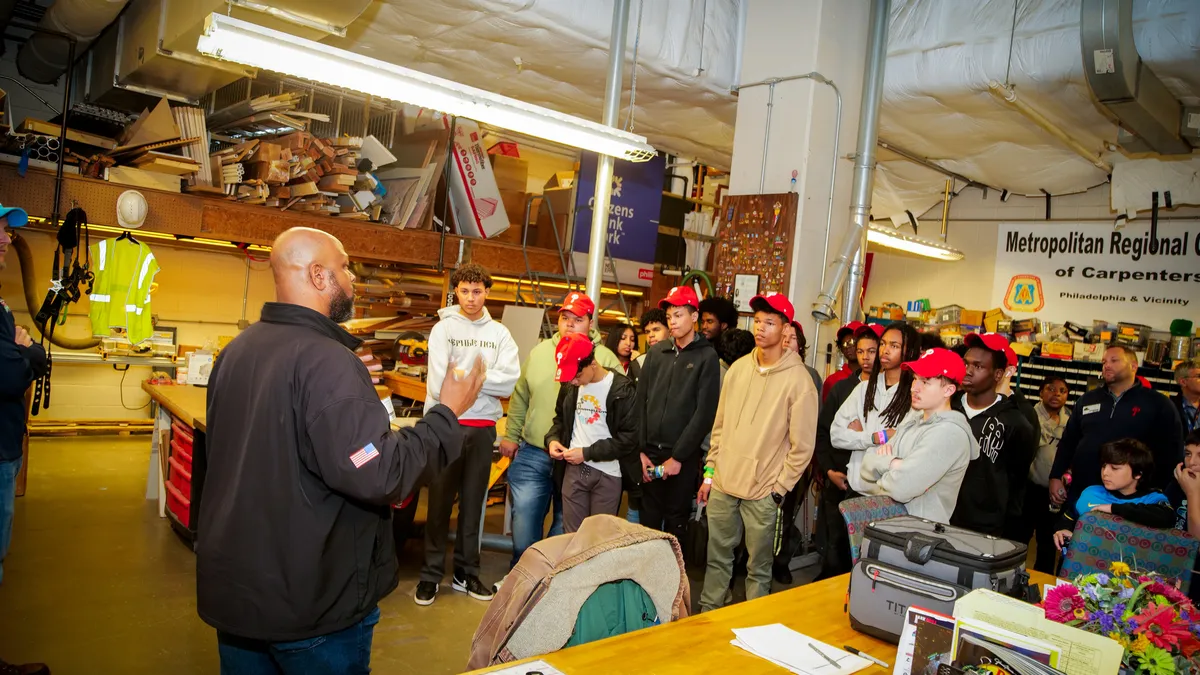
[88,237,159,344]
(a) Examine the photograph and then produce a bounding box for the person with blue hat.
[0,203,50,674]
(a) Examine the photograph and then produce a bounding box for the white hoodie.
[831,372,921,492]
[424,306,521,423]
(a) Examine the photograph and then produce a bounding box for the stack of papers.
[732,624,873,675]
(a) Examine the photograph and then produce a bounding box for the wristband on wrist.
[874,429,890,445]
[703,477,713,485]
[703,465,715,478]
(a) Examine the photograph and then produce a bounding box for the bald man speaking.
[198,227,484,673]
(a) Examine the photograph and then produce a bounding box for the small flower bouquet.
[1043,562,1200,675]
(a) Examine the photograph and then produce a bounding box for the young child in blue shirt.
[1053,437,1175,550]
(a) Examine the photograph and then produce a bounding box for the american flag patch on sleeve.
[349,443,379,468]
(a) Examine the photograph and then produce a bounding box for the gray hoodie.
[858,409,980,524]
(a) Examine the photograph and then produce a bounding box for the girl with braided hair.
[831,322,923,492]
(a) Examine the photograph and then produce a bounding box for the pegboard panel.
[713,192,799,301]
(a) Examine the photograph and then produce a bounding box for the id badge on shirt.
[1082,403,1101,416]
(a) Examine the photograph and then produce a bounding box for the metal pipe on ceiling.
[734,72,842,366]
[16,0,128,84]
[811,0,890,324]
[584,0,631,312]
[988,80,1113,173]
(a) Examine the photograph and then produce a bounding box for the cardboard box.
[984,308,1009,333]
[1073,342,1105,362]
[490,155,528,193]
[444,117,510,239]
[544,171,575,190]
[959,309,984,327]
[1042,342,1074,360]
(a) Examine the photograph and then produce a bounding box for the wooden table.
[142,382,208,432]
[468,570,1055,674]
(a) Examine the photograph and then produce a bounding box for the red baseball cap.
[559,291,595,318]
[749,292,795,323]
[554,332,596,383]
[854,324,885,341]
[837,320,866,340]
[902,348,966,384]
[964,332,1018,368]
[659,285,700,311]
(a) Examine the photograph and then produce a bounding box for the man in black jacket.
[0,206,51,675]
[634,285,721,543]
[814,324,880,579]
[950,333,1037,537]
[1050,345,1183,511]
[200,227,484,673]
[545,332,638,532]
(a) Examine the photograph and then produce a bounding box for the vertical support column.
[583,0,631,312]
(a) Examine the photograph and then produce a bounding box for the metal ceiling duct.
[16,0,129,84]
[1080,0,1195,156]
[69,0,374,110]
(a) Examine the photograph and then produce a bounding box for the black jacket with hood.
[198,303,463,642]
[949,393,1037,537]
[634,332,721,463]
[0,297,47,462]
[545,369,640,485]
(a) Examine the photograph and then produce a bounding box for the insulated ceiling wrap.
[331,0,740,169]
[331,0,1199,221]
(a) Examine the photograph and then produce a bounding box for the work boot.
[0,659,50,675]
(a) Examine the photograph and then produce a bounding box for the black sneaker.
[414,581,438,606]
[452,570,494,601]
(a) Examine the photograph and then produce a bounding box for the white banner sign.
[991,220,1200,330]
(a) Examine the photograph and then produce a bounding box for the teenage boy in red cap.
[822,321,865,401]
[949,333,1037,537]
[696,293,817,610]
[859,348,979,524]
[634,285,721,542]
[499,292,622,574]
[545,333,638,532]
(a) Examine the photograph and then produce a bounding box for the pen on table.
[843,645,890,669]
[809,643,841,668]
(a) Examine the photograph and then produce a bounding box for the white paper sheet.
[483,659,566,675]
[731,624,872,675]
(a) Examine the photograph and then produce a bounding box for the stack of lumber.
[206,92,329,138]
[172,106,213,188]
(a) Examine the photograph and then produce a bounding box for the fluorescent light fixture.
[867,223,964,261]
[196,13,657,162]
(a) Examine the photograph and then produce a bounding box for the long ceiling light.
[196,14,657,162]
[867,222,964,261]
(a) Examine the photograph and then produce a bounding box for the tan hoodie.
[706,348,819,501]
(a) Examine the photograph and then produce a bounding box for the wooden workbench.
[142,382,208,432]
[469,570,1055,674]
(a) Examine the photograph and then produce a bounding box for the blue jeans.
[0,457,21,587]
[507,442,562,568]
[217,606,380,675]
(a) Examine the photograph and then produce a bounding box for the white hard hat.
[116,190,148,229]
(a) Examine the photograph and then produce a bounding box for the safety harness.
[30,207,92,414]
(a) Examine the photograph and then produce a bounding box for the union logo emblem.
[1004,274,1044,312]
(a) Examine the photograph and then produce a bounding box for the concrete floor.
[0,436,817,674]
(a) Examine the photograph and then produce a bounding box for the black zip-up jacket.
[1050,380,1183,506]
[815,371,862,475]
[198,303,463,642]
[634,333,721,463]
[0,296,47,462]
[545,369,639,485]
[949,393,1037,537]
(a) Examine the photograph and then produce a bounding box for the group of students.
[814,320,1200,602]
[415,262,1200,612]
